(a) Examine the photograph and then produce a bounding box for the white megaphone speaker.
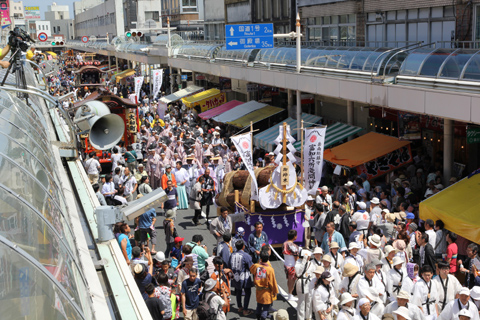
[74,100,124,150]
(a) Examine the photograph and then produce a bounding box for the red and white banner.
[231,133,258,201]
[134,76,144,104]
[303,127,326,194]
[152,69,163,99]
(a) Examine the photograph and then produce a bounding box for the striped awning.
[212,100,267,124]
[227,105,284,128]
[293,122,364,150]
[253,113,322,152]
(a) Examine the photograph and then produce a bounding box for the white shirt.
[352,311,380,320]
[337,307,356,320]
[412,279,439,317]
[433,274,462,312]
[384,301,425,320]
[357,275,383,300]
[173,167,189,185]
[85,158,100,174]
[312,283,338,314]
[344,255,364,273]
[101,182,115,197]
[386,267,414,302]
[120,174,137,195]
[426,229,437,249]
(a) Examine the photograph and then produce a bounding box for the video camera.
[8,27,35,52]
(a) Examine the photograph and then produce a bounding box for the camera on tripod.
[8,27,35,52]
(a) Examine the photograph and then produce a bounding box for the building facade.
[35,21,51,38]
[9,1,25,30]
[45,4,75,40]
[74,0,125,40]
[161,0,204,31]
[204,0,225,40]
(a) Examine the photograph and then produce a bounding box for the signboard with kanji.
[24,6,41,19]
[196,92,226,113]
[356,145,413,180]
[467,126,480,144]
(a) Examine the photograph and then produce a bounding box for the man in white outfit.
[438,287,480,320]
[384,290,426,320]
[412,265,439,320]
[434,261,463,313]
[295,249,316,320]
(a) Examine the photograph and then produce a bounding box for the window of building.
[57,26,61,32]
[145,11,160,21]
[307,14,356,43]
[182,0,197,12]
[369,6,455,47]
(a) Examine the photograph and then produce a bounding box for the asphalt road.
[130,205,299,320]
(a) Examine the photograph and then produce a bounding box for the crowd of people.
[52,50,480,320]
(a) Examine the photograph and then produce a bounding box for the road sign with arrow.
[225,23,274,50]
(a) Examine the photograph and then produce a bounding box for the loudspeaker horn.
[74,100,124,150]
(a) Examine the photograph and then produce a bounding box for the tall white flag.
[303,127,327,194]
[134,76,144,104]
[152,69,163,98]
[231,133,258,201]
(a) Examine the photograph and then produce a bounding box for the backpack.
[197,292,217,320]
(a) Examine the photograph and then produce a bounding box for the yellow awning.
[420,173,480,244]
[227,106,284,128]
[181,89,221,108]
[115,69,135,82]
[46,51,57,57]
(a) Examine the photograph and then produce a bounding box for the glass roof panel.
[336,48,362,69]
[398,48,437,76]
[462,54,480,80]
[0,241,84,320]
[418,49,454,76]
[363,48,389,72]
[439,49,476,79]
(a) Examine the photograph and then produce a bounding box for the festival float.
[217,122,326,245]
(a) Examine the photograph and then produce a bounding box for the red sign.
[81,36,89,43]
[356,145,413,180]
[38,32,47,42]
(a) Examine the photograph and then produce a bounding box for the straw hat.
[322,255,332,263]
[371,197,380,204]
[342,263,359,277]
[384,245,397,255]
[330,242,339,249]
[392,256,404,267]
[368,234,381,247]
[471,287,480,300]
[273,309,289,320]
[313,265,325,275]
[365,287,382,303]
[313,247,323,255]
[393,240,406,251]
[397,290,410,300]
[204,279,216,291]
[348,242,360,251]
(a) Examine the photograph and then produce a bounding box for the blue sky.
[22,0,75,19]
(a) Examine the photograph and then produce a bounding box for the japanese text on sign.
[356,145,413,180]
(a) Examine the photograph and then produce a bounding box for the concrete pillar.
[192,71,196,85]
[177,68,182,88]
[287,89,294,118]
[169,66,173,93]
[246,83,251,101]
[443,119,453,183]
[347,100,354,125]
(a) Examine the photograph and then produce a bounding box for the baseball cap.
[174,237,184,243]
[406,212,415,219]
[356,201,366,210]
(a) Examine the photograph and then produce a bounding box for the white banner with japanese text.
[303,127,326,194]
[231,133,258,201]
[152,69,163,98]
[134,76,144,104]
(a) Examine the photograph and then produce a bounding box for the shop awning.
[323,132,410,168]
[198,100,243,120]
[213,101,267,124]
[159,85,204,104]
[293,122,363,150]
[227,106,284,128]
[181,89,221,108]
[114,69,135,83]
[420,173,480,244]
[253,113,322,152]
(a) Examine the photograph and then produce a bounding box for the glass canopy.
[399,48,480,81]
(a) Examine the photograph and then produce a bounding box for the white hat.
[356,201,366,210]
[381,208,390,214]
[459,287,471,296]
[435,184,444,190]
[358,298,370,307]
[396,290,410,300]
[313,247,323,255]
[154,251,165,262]
[204,278,217,291]
[344,181,353,187]
[307,195,315,201]
[393,306,411,320]
[384,245,397,255]
[368,234,381,247]
[321,255,332,263]
[330,241,339,249]
[313,265,325,275]
[471,286,480,300]
[339,292,356,306]
[215,126,220,130]
[273,309,289,320]
[321,186,328,192]
[459,308,472,318]
[349,242,360,250]
[392,256,404,267]
[371,197,380,204]
[365,287,381,303]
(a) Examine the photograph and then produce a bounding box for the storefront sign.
[195,74,205,80]
[24,6,41,19]
[467,126,480,144]
[398,112,421,140]
[197,93,226,113]
[356,145,413,180]
[0,0,11,29]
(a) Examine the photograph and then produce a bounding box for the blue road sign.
[181,75,187,81]
[225,23,274,50]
